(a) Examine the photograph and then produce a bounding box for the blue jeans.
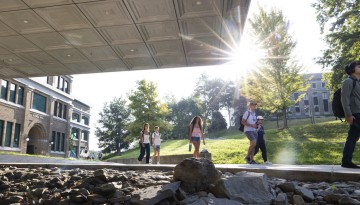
[138,143,150,163]
[342,115,360,164]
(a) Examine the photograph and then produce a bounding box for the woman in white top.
[151,126,161,164]
[188,116,206,158]
[137,123,151,164]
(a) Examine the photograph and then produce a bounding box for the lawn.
[105,118,357,165]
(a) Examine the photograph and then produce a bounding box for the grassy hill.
[104,118,357,165]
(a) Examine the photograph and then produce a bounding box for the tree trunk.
[227,107,231,128]
[283,108,288,128]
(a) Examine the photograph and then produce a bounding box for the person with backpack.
[341,61,360,169]
[242,101,258,164]
[138,123,151,164]
[151,126,162,164]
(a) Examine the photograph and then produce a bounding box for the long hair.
[188,116,203,135]
[142,123,149,133]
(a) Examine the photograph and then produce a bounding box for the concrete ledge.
[107,153,212,164]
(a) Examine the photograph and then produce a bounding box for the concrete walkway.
[0,154,359,182]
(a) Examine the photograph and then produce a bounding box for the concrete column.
[21,86,33,154]
[65,104,73,158]
[48,97,56,156]
[76,128,82,158]
[1,120,7,146]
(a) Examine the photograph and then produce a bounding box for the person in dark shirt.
[341,61,360,169]
[254,116,271,165]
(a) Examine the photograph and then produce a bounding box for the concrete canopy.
[0,0,251,79]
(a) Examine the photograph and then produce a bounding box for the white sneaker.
[157,162,160,165]
[264,161,272,165]
[149,159,152,164]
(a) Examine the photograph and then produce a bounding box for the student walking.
[151,126,161,164]
[254,116,271,165]
[138,123,151,164]
[242,102,258,164]
[341,61,360,169]
[188,116,206,158]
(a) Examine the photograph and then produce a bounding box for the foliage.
[243,7,310,128]
[193,74,227,131]
[312,0,360,91]
[127,80,172,140]
[208,111,227,132]
[95,97,131,154]
[105,118,357,165]
[166,97,202,139]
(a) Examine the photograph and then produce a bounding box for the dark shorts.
[191,137,201,142]
[154,145,160,150]
[245,131,258,141]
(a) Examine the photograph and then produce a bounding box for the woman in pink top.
[188,116,206,158]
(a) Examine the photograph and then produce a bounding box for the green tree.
[219,80,237,128]
[95,97,131,154]
[167,97,202,139]
[128,80,171,140]
[208,111,227,132]
[243,7,309,128]
[313,1,360,90]
[194,74,224,132]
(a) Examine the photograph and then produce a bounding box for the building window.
[313,97,319,105]
[53,101,67,119]
[51,131,56,151]
[61,133,65,152]
[64,81,69,94]
[32,93,47,113]
[58,76,64,91]
[56,132,61,151]
[0,120,3,146]
[315,106,319,113]
[81,131,88,141]
[1,80,8,100]
[323,99,329,112]
[63,105,67,119]
[72,113,80,122]
[304,94,309,105]
[5,122,13,147]
[322,82,325,88]
[82,116,89,125]
[17,86,24,105]
[72,128,79,140]
[13,124,20,148]
[312,83,316,89]
[9,83,16,103]
[295,107,300,113]
[322,92,328,99]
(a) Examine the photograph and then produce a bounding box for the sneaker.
[250,160,259,164]
[264,161,272,165]
[341,162,360,169]
[157,162,160,165]
[149,159,152,164]
[244,157,251,164]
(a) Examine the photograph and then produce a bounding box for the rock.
[275,192,288,205]
[210,172,274,205]
[173,158,221,193]
[339,197,360,205]
[295,187,315,201]
[293,195,305,205]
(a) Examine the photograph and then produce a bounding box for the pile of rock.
[1,158,360,205]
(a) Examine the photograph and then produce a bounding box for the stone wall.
[108,153,212,164]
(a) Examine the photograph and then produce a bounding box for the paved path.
[1,154,359,181]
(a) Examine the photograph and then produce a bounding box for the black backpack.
[332,78,356,119]
[238,112,250,132]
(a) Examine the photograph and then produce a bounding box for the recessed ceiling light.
[8,58,13,62]
[196,1,202,5]
[105,10,110,15]
[66,54,72,57]
[199,44,204,47]
[129,49,135,52]
[23,20,29,24]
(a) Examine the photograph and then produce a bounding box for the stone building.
[288,73,332,118]
[0,76,90,158]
